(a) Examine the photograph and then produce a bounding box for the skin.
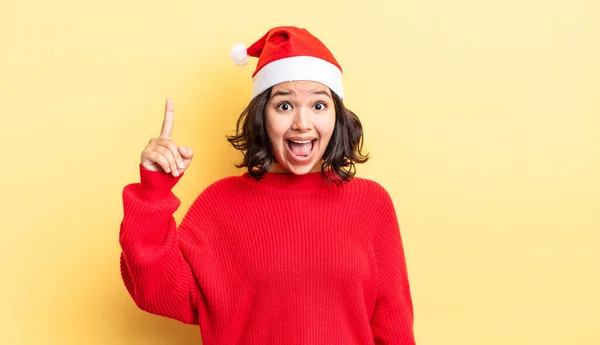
[141,80,336,177]
[265,80,336,175]
[140,98,194,177]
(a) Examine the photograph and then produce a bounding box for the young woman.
[119,26,416,345]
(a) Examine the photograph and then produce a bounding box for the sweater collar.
[242,170,345,191]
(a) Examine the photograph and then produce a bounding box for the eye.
[277,102,292,111]
[313,102,327,111]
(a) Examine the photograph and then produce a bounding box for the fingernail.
[178,161,184,169]
[173,170,179,177]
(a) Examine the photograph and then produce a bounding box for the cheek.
[265,112,286,146]
[317,112,336,139]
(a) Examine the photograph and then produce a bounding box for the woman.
[119,26,416,344]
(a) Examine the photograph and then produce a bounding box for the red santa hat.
[230,26,344,100]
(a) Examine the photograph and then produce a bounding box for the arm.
[119,165,200,325]
[370,190,416,344]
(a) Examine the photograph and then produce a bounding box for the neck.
[269,163,323,174]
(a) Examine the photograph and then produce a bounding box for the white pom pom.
[230,43,249,66]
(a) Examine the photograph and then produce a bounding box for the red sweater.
[119,165,415,344]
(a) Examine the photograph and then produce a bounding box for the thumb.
[179,146,194,159]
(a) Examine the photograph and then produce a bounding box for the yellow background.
[1,0,598,344]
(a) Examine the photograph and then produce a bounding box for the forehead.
[271,80,331,95]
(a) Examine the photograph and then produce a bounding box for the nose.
[291,106,312,132]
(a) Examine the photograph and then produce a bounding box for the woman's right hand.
[140,98,194,177]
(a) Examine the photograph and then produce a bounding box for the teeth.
[289,139,312,144]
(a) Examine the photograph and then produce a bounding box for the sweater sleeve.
[118,164,201,325]
[370,188,416,345]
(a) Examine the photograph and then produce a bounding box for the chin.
[283,162,320,175]
[272,152,323,175]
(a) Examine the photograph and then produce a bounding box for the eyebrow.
[271,89,332,99]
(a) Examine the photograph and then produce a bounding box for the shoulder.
[199,173,253,197]
[345,176,399,221]
[204,174,246,191]
[347,176,394,203]
[187,173,250,206]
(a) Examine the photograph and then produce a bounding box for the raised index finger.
[160,97,175,138]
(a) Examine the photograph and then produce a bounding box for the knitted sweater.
[119,165,415,344]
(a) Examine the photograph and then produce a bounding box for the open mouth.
[286,139,317,163]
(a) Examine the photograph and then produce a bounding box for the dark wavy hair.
[226,87,369,185]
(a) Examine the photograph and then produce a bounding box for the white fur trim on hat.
[230,43,249,66]
[251,56,344,100]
